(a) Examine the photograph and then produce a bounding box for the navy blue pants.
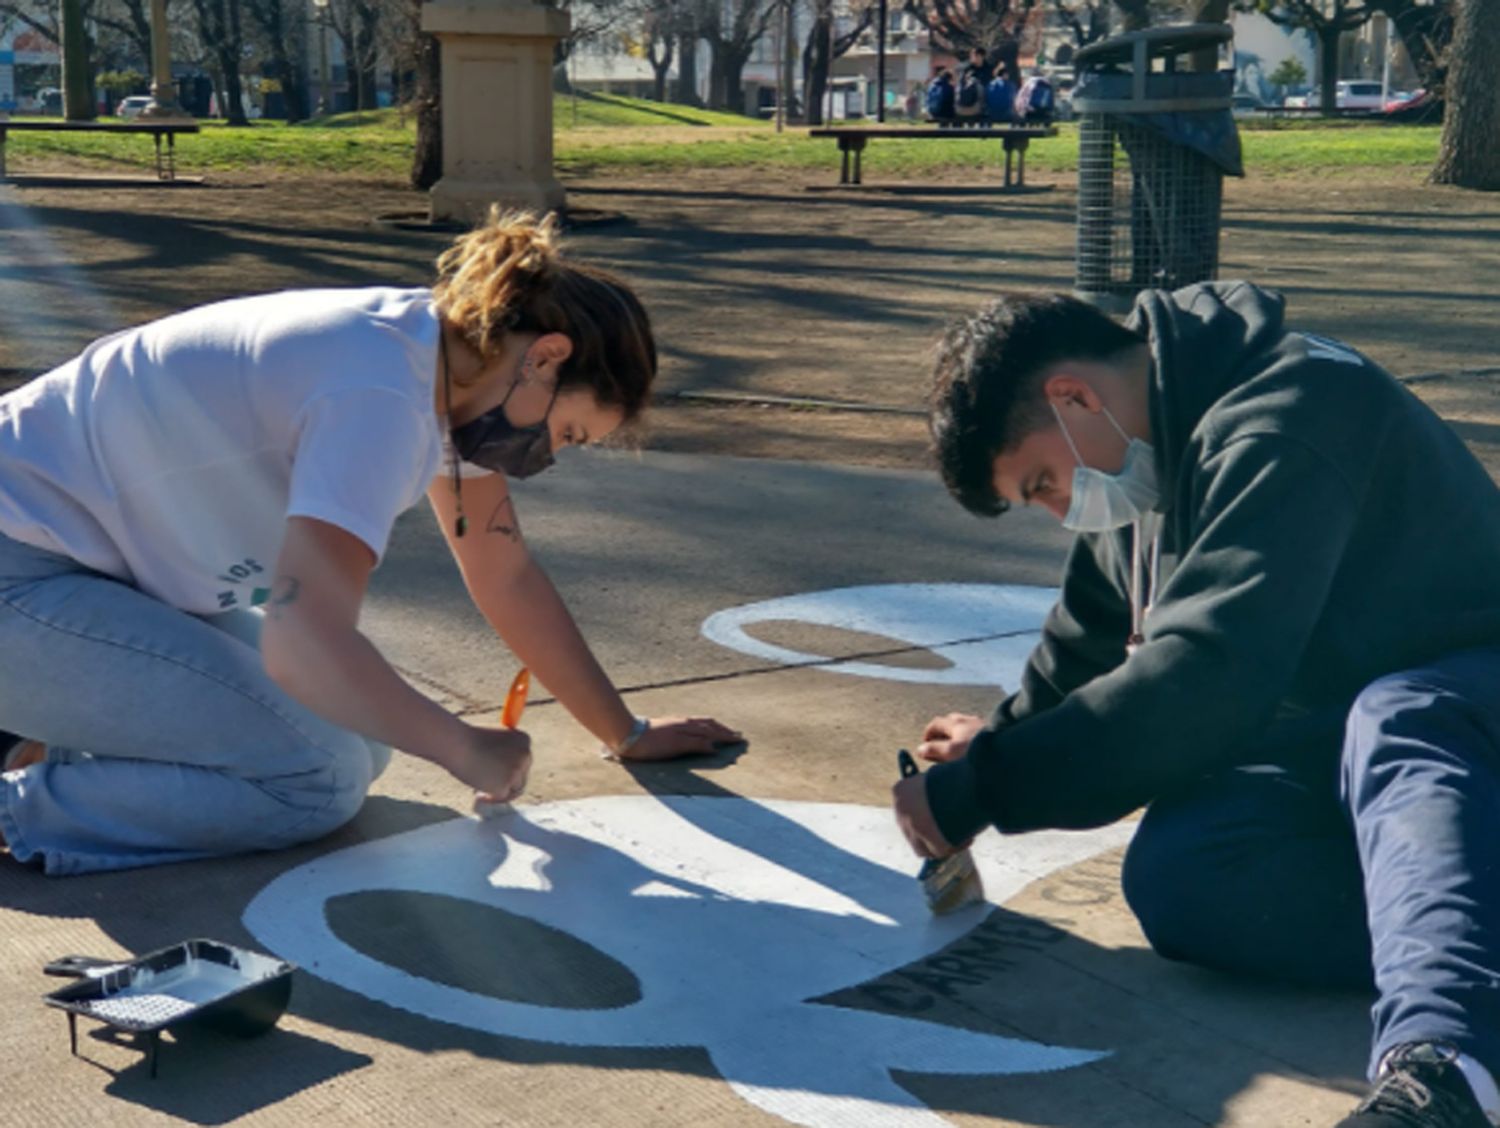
[1121,647,1500,1080]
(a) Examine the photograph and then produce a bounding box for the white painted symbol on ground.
[245,796,1130,1127]
[700,583,1057,687]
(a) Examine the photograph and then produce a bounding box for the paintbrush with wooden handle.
[898,748,985,915]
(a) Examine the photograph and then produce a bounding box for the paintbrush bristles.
[918,848,986,915]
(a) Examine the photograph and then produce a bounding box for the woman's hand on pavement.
[616,716,743,762]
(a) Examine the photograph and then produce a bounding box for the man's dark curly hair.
[928,293,1146,517]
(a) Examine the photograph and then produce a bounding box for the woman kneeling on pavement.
[0,208,738,876]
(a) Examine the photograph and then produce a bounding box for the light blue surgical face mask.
[1051,403,1159,533]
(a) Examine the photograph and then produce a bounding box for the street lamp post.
[313,0,332,116]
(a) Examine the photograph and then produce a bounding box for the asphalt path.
[0,449,1379,1128]
[364,448,1074,718]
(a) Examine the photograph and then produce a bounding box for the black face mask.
[450,378,560,479]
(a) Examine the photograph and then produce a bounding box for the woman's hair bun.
[432,205,657,423]
[433,208,564,347]
[485,206,561,281]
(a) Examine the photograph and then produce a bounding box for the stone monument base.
[430,175,567,226]
[422,0,569,228]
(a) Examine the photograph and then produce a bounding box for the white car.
[1283,80,1385,111]
[116,95,153,119]
[1335,80,1385,110]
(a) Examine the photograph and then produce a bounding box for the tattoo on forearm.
[487,497,521,541]
[267,576,302,619]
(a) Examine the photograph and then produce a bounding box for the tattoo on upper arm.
[487,497,521,541]
[267,576,302,619]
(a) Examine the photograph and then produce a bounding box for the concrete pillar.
[141,0,186,118]
[422,0,569,224]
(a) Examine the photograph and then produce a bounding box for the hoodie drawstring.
[1127,513,1161,656]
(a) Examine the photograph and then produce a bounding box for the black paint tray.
[43,938,294,1077]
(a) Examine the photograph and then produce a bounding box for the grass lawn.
[2,91,1443,181]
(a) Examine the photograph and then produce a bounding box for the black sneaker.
[1337,1043,1491,1127]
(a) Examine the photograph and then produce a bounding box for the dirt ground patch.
[0,161,1495,477]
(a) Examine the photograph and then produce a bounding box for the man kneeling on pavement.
[893,281,1500,1128]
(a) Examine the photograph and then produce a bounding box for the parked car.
[116,95,152,119]
[1282,80,1385,111]
[1383,88,1441,122]
[1336,80,1385,110]
[1383,89,1421,113]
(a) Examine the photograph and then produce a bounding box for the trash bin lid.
[1074,23,1233,72]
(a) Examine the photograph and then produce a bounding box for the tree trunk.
[275,56,303,122]
[722,46,751,115]
[196,0,249,123]
[802,9,831,127]
[1431,0,1500,188]
[209,0,248,124]
[647,35,673,102]
[708,42,726,109]
[1188,0,1228,73]
[411,27,442,190]
[225,0,249,123]
[358,58,378,109]
[268,13,307,121]
[676,27,700,105]
[1114,0,1149,33]
[1317,24,1339,113]
[355,2,379,109]
[272,50,306,121]
[284,50,308,122]
[217,43,248,123]
[61,0,95,120]
[1371,0,1453,94]
[118,0,155,80]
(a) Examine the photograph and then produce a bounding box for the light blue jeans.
[0,531,390,875]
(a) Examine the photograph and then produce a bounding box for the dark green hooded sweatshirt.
[926,281,1500,841]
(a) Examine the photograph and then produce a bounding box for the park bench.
[808,124,1059,188]
[0,119,201,182]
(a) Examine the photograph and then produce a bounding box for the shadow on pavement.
[3,765,1372,1126]
[96,1026,371,1124]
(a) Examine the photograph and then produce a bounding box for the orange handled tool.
[501,667,530,729]
[476,667,531,822]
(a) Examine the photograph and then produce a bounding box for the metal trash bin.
[1072,24,1243,312]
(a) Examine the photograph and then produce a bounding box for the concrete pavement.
[0,450,1376,1127]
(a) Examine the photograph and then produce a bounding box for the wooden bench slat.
[0,120,200,134]
[809,127,1055,139]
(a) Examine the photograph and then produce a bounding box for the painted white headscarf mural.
[244,797,1131,1127]
[700,583,1058,686]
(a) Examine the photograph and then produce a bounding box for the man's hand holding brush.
[897,712,984,856]
[893,768,955,859]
